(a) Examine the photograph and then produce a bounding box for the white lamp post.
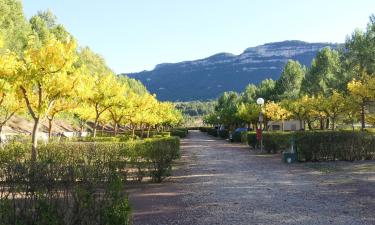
[217,116,220,137]
[256,98,264,151]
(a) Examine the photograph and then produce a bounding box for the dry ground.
[128,130,375,225]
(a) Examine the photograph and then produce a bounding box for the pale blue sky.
[23,0,374,73]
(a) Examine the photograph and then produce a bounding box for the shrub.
[0,136,180,224]
[199,127,210,132]
[246,131,292,153]
[295,131,375,161]
[247,132,258,149]
[187,127,200,130]
[262,132,293,153]
[171,128,188,138]
[207,128,218,137]
[231,130,247,142]
[218,129,229,139]
[240,131,248,144]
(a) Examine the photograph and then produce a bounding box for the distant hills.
[125,41,339,101]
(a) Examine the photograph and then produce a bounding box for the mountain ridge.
[124,40,340,101]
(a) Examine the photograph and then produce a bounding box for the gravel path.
[128,130,375,225]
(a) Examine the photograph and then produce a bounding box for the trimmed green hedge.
[245,130,375,161]
[295,131,375,161]
[199,127,210,132]
[247,132,258,149]
[218,129,229,139]
[187,127,200,130]
[263,132,293,153]
[171,128,188,138]
[207,128,218,137]
[0,137,180,225]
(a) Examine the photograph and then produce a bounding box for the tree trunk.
[332,118,335,131]
[320,118,324,130]
[352,120,355,132]
[101,124,105,136]
[0,125,3,144]
[132,126,136,138]
[361,103,365,131]
[299,120,303,130]
[48,118,53,141]
[31,118,40,162]
[326,118,330,129]
[141,124,144,139]
[93,116,99,137]
[114,123,118,136]
[147,126,151,138]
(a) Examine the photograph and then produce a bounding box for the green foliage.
[171,128,188,138]
[275,60,305,100]
[231,130,247,143]
[0,0,30,53]
[0,136,180,224]
[199,127,210,132]
[207,127,218,137]
[301,48,341,95]
[295,131,375,161]
[262,132,293,153]
[246,131,292,153]
[247,132,258,149]
[175,100,216,117]
[218,129,229,139]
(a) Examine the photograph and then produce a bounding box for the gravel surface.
[128,131,375,225]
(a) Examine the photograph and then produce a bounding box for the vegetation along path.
[128,131,375,225]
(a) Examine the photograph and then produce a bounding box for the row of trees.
[0,1,182,161]
[205,15,375,131]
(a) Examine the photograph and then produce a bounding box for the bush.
[199,127,210,132]
[81,136,122,142]
[295,131,375,161]
[231,130,248,143]
[240,131,248,144]
[246,131,292,153]
[207,128,218,137]
[0,136,180,224]
[218,129,229,139]
[187,127,200,130]
[247,132,258,149]
[171,128,188,138]
[262,132,293,153]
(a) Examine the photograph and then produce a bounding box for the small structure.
[267,120,304,131]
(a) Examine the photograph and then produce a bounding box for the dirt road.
[128,130,375,225]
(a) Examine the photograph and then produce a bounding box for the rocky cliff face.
[126,41,339,101]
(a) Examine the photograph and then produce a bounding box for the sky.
[23,0,375,73]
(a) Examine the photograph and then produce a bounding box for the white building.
[267,120,304,131]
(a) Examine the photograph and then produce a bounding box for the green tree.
[255,79,276,101]
[29,10,71,45]
[215,92,241,129]
[241,84,257,103]
[275,60,305,100]
[301,47,341,96]
[0,0,30,53]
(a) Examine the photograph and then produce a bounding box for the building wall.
[267,120,304,131]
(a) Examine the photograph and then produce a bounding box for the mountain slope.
[125,41,339,101]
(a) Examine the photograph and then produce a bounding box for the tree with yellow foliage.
[347,74,375,130]
[0,37,78,160]
[264,101,291,131]
[0,79,22,142]
[321,91,346,130]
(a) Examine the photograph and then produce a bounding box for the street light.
[256,98,264,152]
[217,116,220,137]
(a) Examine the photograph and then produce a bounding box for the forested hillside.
[126,41,339,101]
